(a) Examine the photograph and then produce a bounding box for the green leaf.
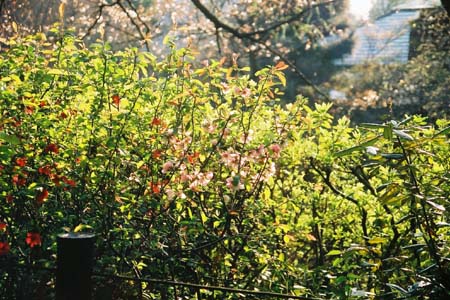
[334,145,364,158]
[401,243,426,250]
[378,183,401,204]
[434,125,450,137]
[383,194,409,206]
[47,68,65,75]
[383,125,393,140]
[334,136,380,158]
[327,250,342,256]
[0,133,21,145]
[200,211,208,223]
[274,71,286,87]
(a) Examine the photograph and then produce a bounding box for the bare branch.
[241,0,337,38]
[190,0,331,100]
[116,0,150,51]
[81,1,119,41]
[190,0,245,38]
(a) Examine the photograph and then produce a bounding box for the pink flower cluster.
[220,143,281,192]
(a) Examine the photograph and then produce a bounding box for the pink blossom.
[165,188,176,200]
[202,121,217,133]
[249,145,267,160]
[240,129,253,143]
[162,161,174,174]
[188,171,214,191]
[197,171,213,186]
[221,151,239,167]
[221,82,230,94]
[222,127,231,138]
[180,172,193,183]
[270,144,282,158]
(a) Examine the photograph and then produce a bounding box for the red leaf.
[151,117,161,126]
[59,111,68,119]
[112,94,120,107]
[12,117,21,127]
[0,242,10,255]
[38,165,52,176]
[152,150,162,159]
[63,177,76,187]
[44,143,59,154]
[15,157,27,167]
[149,182,160,194]
[187,152,200,164]
[25,232,41,248]
[6,194,13,203]
[36,189,49,204]
[12,174,26,186]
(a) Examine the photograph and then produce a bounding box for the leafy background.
[0,30,449,299]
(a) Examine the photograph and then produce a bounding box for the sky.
[349,0,374,20]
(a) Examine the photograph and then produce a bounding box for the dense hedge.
[0,31,449,299]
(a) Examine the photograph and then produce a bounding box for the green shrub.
[0,31,448,299]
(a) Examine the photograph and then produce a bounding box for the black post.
[56,232,95,300]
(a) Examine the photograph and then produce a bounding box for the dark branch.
[241,0,337,38]
[81,1,119,40]
[190,0,245,38]
[117,0,150,51]
[190,0,332,100]
[191,0,337,39]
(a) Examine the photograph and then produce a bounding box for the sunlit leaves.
[0,31,448,299]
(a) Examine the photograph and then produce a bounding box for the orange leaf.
[112,94,120,107]
[36,189,49,204]
[275,61,289,71]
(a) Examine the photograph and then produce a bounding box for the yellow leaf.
[73,224,92,233]
[378,183,401,204]
[59,3,65,21]
[368,237,386,244]
[12,21,18,33]
[275,71,286,87]
[306,233,317,241]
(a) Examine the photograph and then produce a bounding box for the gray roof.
[331,0,441,66]
[334,9,421,65]
[394,0,439,10]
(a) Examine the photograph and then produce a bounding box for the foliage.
[1,0,350,106]
[0,32,449,299]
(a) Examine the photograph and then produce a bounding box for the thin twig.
[190,0,331,100]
